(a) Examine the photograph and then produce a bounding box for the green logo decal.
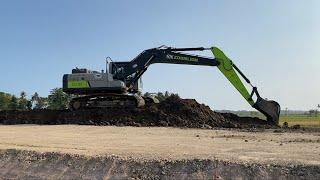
[68,80,89,88]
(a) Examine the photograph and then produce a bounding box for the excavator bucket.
[211,47,281,124]
[253,97,281,124]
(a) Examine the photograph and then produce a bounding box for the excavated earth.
[0,125,319,179]
[0,149,318,180]
[0,96,276,129]
[1,97,319,179]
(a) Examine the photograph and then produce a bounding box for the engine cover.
[62,72,127,95]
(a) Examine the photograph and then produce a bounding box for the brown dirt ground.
[0,97,318,179]
[0,125,318,165]
[0,125,319,179]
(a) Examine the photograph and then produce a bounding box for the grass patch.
[279,115,320,128]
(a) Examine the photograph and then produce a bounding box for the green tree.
[143,91,179,102]
[36,97,48,109]
[0,92,12,110]
[8,96,18,110]
[31,92,47,109]
[156,92,165,101]
[48,88,70,110]
[18,91,28,110]
[31,92,39,105]
[26,100,32,110]
[164,91,170,98]
[143,92,151,97]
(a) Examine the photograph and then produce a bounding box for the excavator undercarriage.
[68,93,145,110]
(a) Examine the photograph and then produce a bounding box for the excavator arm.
[112,46,280,124]
[211,47,280,124]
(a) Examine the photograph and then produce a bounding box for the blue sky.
[0,0,319,110]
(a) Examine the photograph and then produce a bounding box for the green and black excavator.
[62,46,280,124]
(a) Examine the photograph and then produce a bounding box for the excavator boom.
[111,46,280,123]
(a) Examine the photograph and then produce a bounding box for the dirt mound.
[0,95,277,129]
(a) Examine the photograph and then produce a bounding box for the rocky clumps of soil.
[0,95,277,129]
[1,149,318,180]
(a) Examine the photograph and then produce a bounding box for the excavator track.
[69,93,145,110]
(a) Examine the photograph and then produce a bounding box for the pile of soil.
[0,95,277,129]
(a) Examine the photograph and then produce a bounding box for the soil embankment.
[1,149,319,180]
[0,96,276,129]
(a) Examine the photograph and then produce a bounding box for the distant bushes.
[143,91,179,102]
[0,88,72,111]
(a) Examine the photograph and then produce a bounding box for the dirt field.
[0,125,319,179]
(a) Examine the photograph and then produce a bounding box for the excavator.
[62,46,280,124]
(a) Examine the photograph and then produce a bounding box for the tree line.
[143,91,179,102]
[0,88,71,110]
[0,89,178,111]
